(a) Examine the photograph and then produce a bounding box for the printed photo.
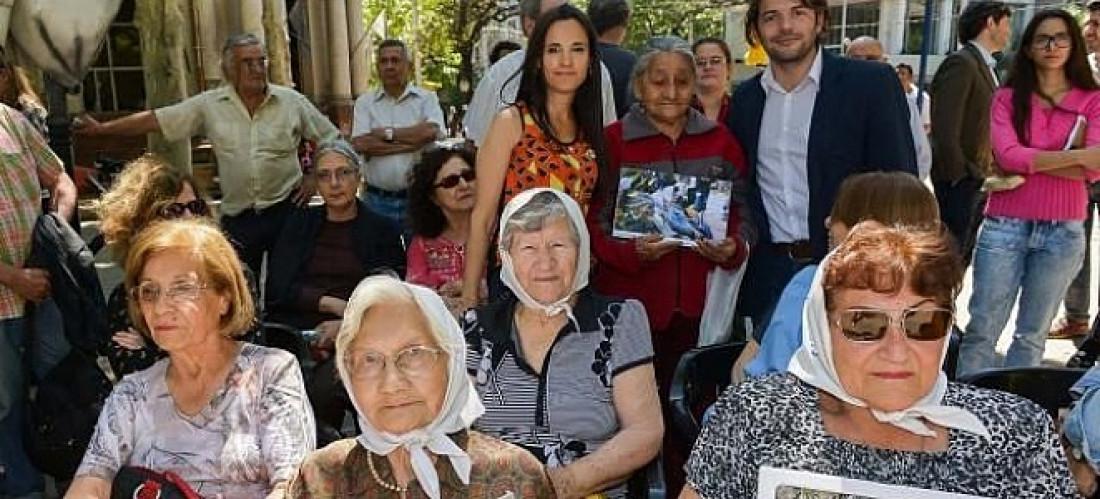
[612,168,731,247]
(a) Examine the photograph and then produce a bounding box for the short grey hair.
[500,191,580,251]
[630,37,696,101]
[312,139,363,172]
[222,33,266,61]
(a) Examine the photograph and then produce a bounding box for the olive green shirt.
[156,84,339,216]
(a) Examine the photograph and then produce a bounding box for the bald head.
[846,36,885,62]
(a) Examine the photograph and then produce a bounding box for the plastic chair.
[958,366,1088,419]
[668,342,747,448]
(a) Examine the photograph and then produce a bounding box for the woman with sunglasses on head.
[406,144,480,317]
[683,224,1077,498]
[461,4,610,309]
[691,37,733,123]
[957,9,1100,378]
[67,218,314,498]
[95,155,261,378]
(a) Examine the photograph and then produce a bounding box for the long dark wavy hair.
[1005,9,1100,146]
[506,4,610,193]
[407,144,477,238]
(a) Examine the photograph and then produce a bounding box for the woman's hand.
[635,235,678,262]
[694,237,738,264]
[318,296,348,317]
[313,319,343,352]
[112,328,147,351]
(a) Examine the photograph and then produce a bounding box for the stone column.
[877,0,906,55]
[328,0,354,133]
[347,0,370,97]
[306,1,330,103]
[263,0,292,86]
[240,0,264,40]
[135,0,193,172]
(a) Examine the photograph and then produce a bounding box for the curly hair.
[823,223,963,311]
[407,145,476,238]
[96,154,202,262]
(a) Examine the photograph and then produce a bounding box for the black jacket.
[265,201,406,329]
[25,213,108,353]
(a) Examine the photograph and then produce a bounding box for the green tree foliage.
[364,0,739,105]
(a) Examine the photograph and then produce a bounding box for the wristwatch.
[384,127,395,142]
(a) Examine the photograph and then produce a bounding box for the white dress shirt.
[462,48,617,146]
[906,97,933,180]
[351,84,445,191]
[905,84,931,132]
[756,49,823,242]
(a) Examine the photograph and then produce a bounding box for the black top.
[596,42,637,120]
[265,200,406,330]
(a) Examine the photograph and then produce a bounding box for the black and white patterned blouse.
[686,373,1077,498]
[463,290,654,498]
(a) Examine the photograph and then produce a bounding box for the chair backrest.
[958,367,1088,419]
[668,342,746,448]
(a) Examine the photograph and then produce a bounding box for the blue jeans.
[958,217,1087,377]
[0,299,69,494]
[1063,203,1094,322]
[363,192,409,232]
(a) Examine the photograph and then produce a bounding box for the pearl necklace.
[367,451,408,496]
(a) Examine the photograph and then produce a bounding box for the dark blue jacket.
[727,50,918,259]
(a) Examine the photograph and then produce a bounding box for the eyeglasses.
[434,169,476,189]
[237,56,268,69]
[695,57,727,68]
[315,167,359,183]
[160,199,209,219]
[1032,33,1072,50]
[832,307,954,343]
[130,280,209,305]
[345,345,445,379]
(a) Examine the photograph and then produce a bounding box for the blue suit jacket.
[727,50,918,260]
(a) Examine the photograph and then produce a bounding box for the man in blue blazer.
[727,0,918,331]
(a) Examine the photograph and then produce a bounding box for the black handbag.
[22,348,113,480]
[110,466,201,499]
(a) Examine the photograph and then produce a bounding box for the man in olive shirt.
[74,33,339,275]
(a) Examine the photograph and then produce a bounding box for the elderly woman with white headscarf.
[463,188,663,498]
[682,223,1077,498]
[283,275,553,497]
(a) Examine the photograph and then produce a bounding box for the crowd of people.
[2,0,1100,496]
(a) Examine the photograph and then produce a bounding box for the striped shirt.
[463,290,654,498]
[0,105,63,319]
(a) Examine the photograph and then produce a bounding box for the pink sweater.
[987,87,1100,221]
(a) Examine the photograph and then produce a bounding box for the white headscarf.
[788,252,991,440]
[497,188,591,322]
[335,276,486,499]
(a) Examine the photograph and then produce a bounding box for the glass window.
[83,0,145,112]
[825,2,881,48]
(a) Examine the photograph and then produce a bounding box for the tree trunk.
[135,0,193,173]
[263,0,293,86]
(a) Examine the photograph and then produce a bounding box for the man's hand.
[318,295,348,317]
[293,174,317,206]
[635,234,678,262]
[11,267,50,302]
[695,237,738,264]
[70,114,103,136]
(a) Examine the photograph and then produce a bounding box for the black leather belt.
[364,185,408,198]
[769,240,814,261]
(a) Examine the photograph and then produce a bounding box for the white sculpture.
[0,0,124,88]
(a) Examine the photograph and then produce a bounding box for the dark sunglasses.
[434,169,476,189]
[160,199,209,219]
[833,307,954,343]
